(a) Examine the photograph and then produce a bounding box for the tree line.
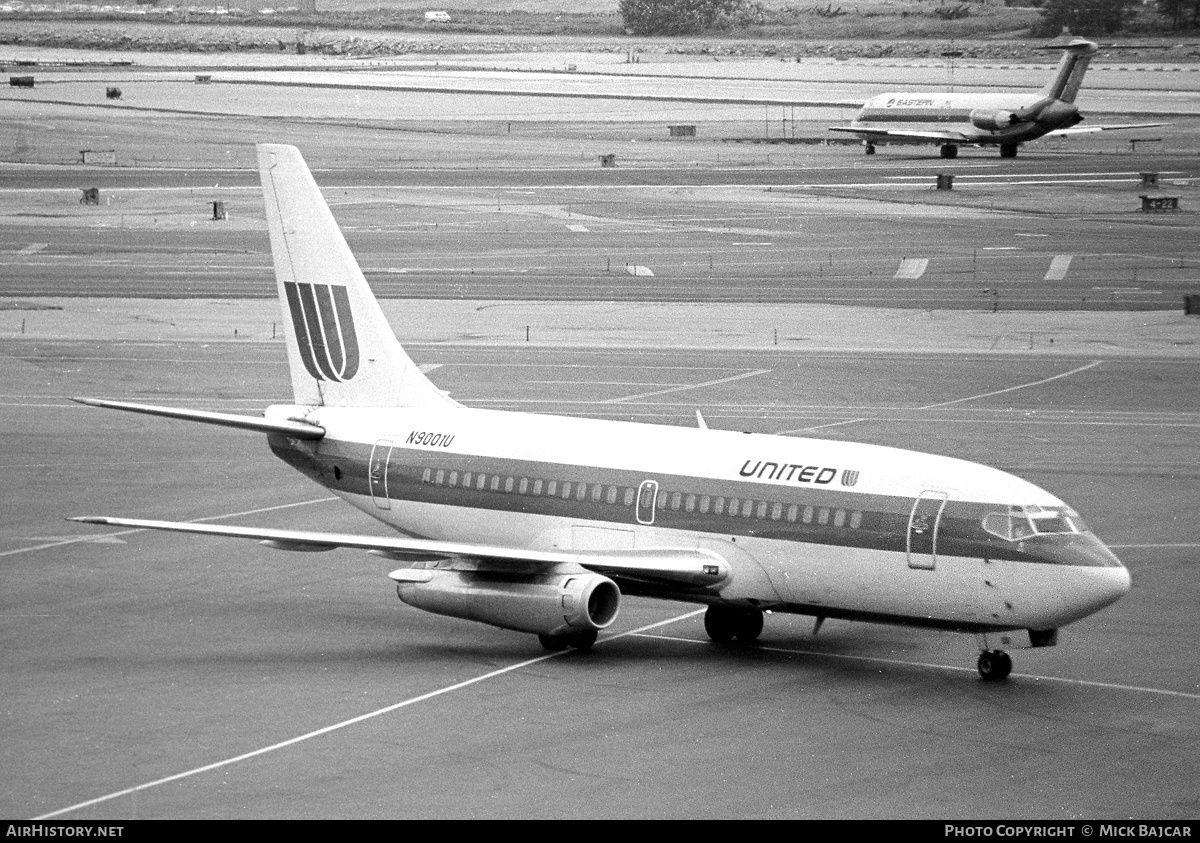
[618,0,1200,35]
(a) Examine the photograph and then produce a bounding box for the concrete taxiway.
[2,313,1199,819]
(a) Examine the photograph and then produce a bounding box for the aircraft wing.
[1045,122,1166,136]
[828,126,974,142]
[68,516,730,589]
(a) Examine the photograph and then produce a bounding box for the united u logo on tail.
[283,281,359,382]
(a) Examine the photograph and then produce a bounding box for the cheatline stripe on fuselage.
[857,108,985,124]
[268,435,1113,568]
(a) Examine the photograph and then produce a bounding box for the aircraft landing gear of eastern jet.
[864,142,876,156]
[939,143,959,159]
[538,629,598,652]
[999,143,1018,159]
[704,604,764,644]
[976,649,1013,681]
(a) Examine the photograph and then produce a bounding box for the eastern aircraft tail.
[1037,37,1099,104]
[257,143,456,409]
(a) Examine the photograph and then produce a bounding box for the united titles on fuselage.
[739,459,845,486]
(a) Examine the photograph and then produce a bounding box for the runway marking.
[1044,255,1073,281]
[894,257,928,280]
[634,633,1200,701]
[600,369,771,404]
[32,608,705,820]
[0,497,337,559]
[779,361,1105,433]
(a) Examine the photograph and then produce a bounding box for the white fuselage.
[267,403,1132,636]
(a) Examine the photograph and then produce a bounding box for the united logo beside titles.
[284,281,360,382]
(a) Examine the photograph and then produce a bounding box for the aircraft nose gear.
[704,604,765,643]
[977,649,1013,681]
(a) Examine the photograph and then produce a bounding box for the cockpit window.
[983,505,1087,541]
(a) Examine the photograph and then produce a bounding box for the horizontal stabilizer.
[1046,122,1166,137]
[71,398,325,439]
[69,516,730,589]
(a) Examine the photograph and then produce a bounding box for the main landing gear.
[538,629,598,652]
[977,649,1013,681]
[864,142,876,156]
[703,604,764,644]
[999,143,1019,159]
[939,143,959,159]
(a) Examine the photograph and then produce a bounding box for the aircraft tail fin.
[1038,38,1099,104]
[257,143,457,409]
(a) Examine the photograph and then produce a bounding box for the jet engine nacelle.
[969,109,1019,131]
[393,567,620,636]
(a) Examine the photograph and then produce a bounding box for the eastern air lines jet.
[72,144,1131,681]
[829,37,1164,159]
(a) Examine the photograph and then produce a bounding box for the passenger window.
[818,507,830,525]
[560,482,571,499]
[685,494,696,513]
[834,509,846,527]
[671,492,682,510]
[657,492,668,510]
[519,478,529,494]
[623,488,635,506]
[803,505,813,524]
[714,497,725,515]
[448,471,458,487]
[728,497,739,516]
[756,501,768,519]
[462,472,472,488]
[576,483,587,501]
[699,495,711,513]
[606,486,618,504]
[504,476,514,493]
[491,475,501,492]
[850,510,862,529]
[477,474,487,490]
[771,503,782,521]
[422,468,432,483]
[546,481,557,497]
[532,479,543,496]
[435,469,445,485]
[786,504,798,523]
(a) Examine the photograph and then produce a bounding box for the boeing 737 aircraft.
[829,37,1163,158]
[72,144,1131,681]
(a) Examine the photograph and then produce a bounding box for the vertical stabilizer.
[257,144,457,409]
[1038,38,1099,104]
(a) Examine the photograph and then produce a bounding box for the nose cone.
[1058,536,1132,624]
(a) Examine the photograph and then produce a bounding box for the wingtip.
[69,516,112,524]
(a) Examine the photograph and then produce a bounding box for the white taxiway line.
[779,360,1105,434]
[601,368,772,404]
[0,497,338,559]
[634,633,1200,701]
[33,609,705,820]
[917,360,1104,410]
